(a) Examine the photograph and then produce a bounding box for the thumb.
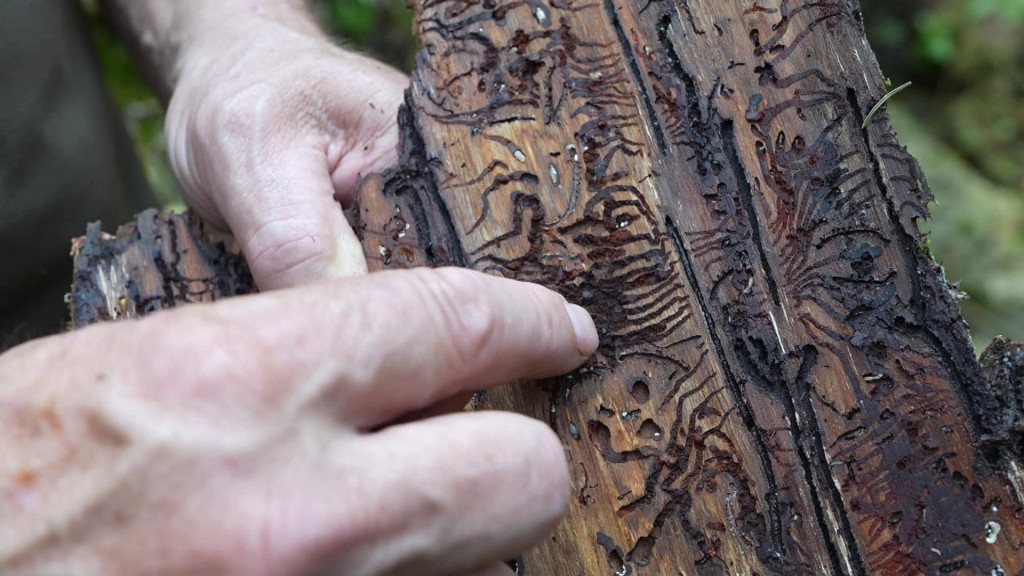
[164,77,372,289]
[182,132,370,289]
[217,144,368,290]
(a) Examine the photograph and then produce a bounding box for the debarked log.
[71,1,1024,574]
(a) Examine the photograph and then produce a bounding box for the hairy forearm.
[98,0,322,102]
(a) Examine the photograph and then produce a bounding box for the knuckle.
[186,85,298,182]
[246,217,337,287]
[168,82,291,214]
[415,268,502,365]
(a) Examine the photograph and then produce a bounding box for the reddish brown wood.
[72,2,1024,574]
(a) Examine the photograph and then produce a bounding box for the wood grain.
[354,1,1024,573]
[71,2,1024,574]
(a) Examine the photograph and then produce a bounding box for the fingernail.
[332,237,369,278]
[565,303,599,356]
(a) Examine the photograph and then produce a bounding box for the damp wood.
[71,1,1024,574]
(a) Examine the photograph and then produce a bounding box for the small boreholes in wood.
[746,94,765,121]
[534,3,550,26]
[628,535,655,566]
[599,405,615,418]
[505,555,525,575]
[754,62,777,85]
[986,521,1001,544]
[621,409,641,422]
[598,532,632,575]
[609,549,627,574]
[939,559,967,573]
[638,419,663,439]
[836,426,866,442]
[792,135,806,152]
[630,379,651,404]
[868,376,895,399]
[589,421,613,453]
[749,29,761,47]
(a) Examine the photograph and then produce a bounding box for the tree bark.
[71,1,1024,574]
[69,211,253,326]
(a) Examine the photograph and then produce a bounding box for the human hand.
[0,268,599,576]
[164,8,407,288]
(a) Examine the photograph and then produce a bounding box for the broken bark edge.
[978,337,1024,461]
[69,208,254,328]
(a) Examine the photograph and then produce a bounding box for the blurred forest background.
[84,0,1023,349]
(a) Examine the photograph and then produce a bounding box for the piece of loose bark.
[69,209,253,327]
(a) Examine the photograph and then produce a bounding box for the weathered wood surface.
[71,1,1024,574]
[69,210,253,327]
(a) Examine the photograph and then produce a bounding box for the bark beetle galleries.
[354,1,1024,574]
[71,2,1024,575]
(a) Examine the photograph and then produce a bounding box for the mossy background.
[85,0,1024,348]
[861,0,1024,347]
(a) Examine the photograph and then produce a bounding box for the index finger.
[146,267,598,430]
[317,267,599,428]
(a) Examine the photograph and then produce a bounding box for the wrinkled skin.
[161,2,408,287]
[0,2,600,574]
[0,269,598,575]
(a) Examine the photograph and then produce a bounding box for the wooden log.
[71,1,1024,574]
